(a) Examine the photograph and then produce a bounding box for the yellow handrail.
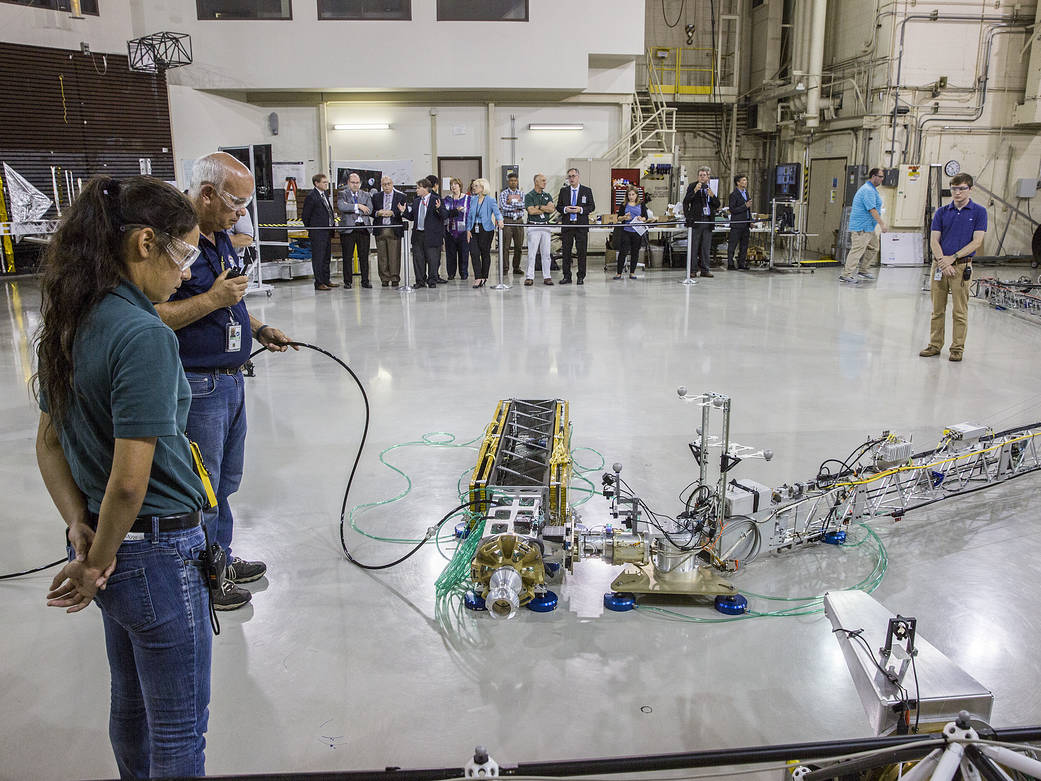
[648,46,716,95]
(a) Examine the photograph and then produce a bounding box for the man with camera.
[919,172,987,362]
[683,166,720,277]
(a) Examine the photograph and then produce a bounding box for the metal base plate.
[610,563,738,597]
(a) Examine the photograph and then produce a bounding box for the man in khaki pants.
[840,168,887,283]
[919,172,987,362]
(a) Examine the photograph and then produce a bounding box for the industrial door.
[805,157,847,259]
[438,157,482,194]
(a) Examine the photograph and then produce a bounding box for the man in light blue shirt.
[840,167,888,283]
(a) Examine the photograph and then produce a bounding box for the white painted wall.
[324,102,621,196]
[496,105,621,194]
[0,0,136,54]
[130,0,643,93]
[168,86,321,187]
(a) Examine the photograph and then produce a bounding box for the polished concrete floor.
[2,261,1040,780]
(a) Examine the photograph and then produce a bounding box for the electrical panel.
[892,165,928,229]
[1016,177,1038,199]
[844,165,868,204]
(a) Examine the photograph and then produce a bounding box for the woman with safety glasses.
[33,175,213,778]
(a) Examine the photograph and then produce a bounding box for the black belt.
[184,366,243,375]
[86,510,202,534]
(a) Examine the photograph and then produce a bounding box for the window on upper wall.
[318,0,410,19]
[196,0,292,19]
[0,0,99,14]
[437,0,527,21]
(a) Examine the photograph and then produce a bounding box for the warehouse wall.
[135,0,642,93]
[743,0,1041,256]
[324,102,621,195]
[168,87,321,185]
[0,1,136,54]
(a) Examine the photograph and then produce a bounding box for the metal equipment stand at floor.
[397,227,414,293]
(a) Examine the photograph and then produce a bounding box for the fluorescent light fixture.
[528,123,584,131]
[333,123,390,130]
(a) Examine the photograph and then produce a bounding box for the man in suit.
[337,172,374,289]
[372,175,407,287]
[301,173,338,290]
[683,166,720,278]
[727,174,752,270]
[403,179,446,288]
[555,167,595,284]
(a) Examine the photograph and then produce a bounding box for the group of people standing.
[302,168,599,289]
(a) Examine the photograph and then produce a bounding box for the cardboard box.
[601,214,618,224]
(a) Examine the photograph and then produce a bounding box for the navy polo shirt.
[39,281,206,516]
[169,230,253,369]
[931,199,987,257]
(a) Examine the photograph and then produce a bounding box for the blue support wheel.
[604,592,636,612]
[714,594,748,615]
[527,590,558,613]
[823,530,847,545]
[463,589,487,611]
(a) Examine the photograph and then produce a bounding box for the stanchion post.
[681,225,697,285]
[492,223,510,290]
[398,226,414,292]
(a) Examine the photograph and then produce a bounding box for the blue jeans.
[83,523,212,778]
[185,371,247,558]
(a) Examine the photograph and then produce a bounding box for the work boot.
[919,346,941,357]
[226,556,267,583]
[212,580,252,611]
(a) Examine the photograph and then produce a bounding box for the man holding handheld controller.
[156,152,298,610]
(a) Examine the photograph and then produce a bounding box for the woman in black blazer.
[613,186,649,278]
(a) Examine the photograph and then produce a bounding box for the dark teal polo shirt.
[40,280,206,517]
[525,189,553,224]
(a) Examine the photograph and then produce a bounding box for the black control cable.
[1,340,446,580]
[0,558,66,581]
[248,342,496,570]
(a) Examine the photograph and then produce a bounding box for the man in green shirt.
[524,173,555,286]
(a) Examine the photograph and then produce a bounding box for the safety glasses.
[214,186,253,212]
[161,233,201,271]
[121,225,200,271]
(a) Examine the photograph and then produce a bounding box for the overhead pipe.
[890,12,1026,165]
[913,24,1029,161]
[804,0,828,128]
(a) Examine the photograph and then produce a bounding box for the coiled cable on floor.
[249,342,494,570]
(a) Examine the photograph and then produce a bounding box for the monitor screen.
[774,163,801,200]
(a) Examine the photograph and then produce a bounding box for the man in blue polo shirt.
[156,152,296,610]
[840,167,888,284]
[919,172,987,362]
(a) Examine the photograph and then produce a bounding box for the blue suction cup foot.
[714,594,748,615]
[454,522,470,539]
[604,592,636,612]
[463,589,486,611]
[527,590,558,613]
[823,530,847,545]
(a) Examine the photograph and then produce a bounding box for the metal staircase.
[606,51,677,167]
